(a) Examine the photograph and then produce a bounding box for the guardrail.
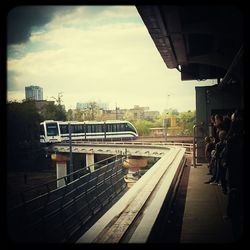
[7,155,127,242]
[8,143,188,243]
[77,146,186,243]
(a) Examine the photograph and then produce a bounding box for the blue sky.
[7,5,216,112]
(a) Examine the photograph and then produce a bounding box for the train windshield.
[46,123,59,136]
[125,123,137,133]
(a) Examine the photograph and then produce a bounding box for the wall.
[195,83,243,162]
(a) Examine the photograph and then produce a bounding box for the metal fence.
[7,155,127,243]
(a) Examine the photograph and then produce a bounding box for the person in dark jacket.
[224,110,244,240]
[204,136,215,175]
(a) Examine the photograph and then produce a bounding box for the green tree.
[40,102,66,121]
[84,102,99,120]
[123,111,135,122]
[134,120,153,136]
[51,92,63,106]
[74,108,84,121]
[178,110,196,135]
[66,109,74,121]
[40,93,66,121]
[7,100,41,144]
[152,115,165,128]
[7,100,42,169]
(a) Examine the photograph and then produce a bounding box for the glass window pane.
[87,125,91,133]
[40,125,45,136]
[46,123,59,136]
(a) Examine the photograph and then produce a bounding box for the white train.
[40,120,138,144]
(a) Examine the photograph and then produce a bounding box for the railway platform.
[144,159,237,244]
[179,163,235,243]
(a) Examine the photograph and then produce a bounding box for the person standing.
[204,136,215,174]
[224,110,244,240]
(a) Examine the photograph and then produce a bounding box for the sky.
[7,5,216,113]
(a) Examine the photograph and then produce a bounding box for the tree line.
[132,109,196,136]
[7,99,67,170]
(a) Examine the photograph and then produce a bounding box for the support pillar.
[86,153,95,172]
[123,158,148,188]
[56,161,67,188]
[51,153,70,188]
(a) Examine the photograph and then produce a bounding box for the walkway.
[180,164,234,243]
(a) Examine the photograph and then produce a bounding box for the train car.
[40,120,138,144]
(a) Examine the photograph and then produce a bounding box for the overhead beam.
[160,6,188,65]
[218,45,243,87]
[136,6,178,68]
[188,53,230,69]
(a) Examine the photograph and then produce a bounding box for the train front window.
[46,123,59,136]
[126,123,136,133]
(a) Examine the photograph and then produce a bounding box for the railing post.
[56,161,67,188]
[86,153,95,172]
[193,125,197,168]
[68,122,73,182]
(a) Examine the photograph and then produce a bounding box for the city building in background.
[25,85,43,101]
[70,103,160,121]
[76,102,109,110]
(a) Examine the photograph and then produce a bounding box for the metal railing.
[192,123,210,167]
[193,125,198,168]
[7,155,127,243]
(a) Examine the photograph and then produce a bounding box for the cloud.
[7,70,22,91]
[7,5,140,46]
[7,6,77,45]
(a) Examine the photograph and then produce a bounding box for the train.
[40,120,138,144]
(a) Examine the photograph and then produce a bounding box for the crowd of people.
[203,110,244,240]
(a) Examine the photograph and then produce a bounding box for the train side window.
[112,124,117,132]
[66,125,69,134]
[125,124,131,132]
[70,125,75,133]
[116,124,120,131]
[107,124,112,132]
[87,125,92,133]
[60,125,69,134]
[77,125,80,133]
[120,124,125,131]
[76,124,83,133]
[80,124,84,133]
[96,124,102,133]
[92,125,96,133]
[40,125,45,136]
[74,125,78,133]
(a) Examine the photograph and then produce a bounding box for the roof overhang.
[136,5,243,84]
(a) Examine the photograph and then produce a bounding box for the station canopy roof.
[136,6,243,84]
